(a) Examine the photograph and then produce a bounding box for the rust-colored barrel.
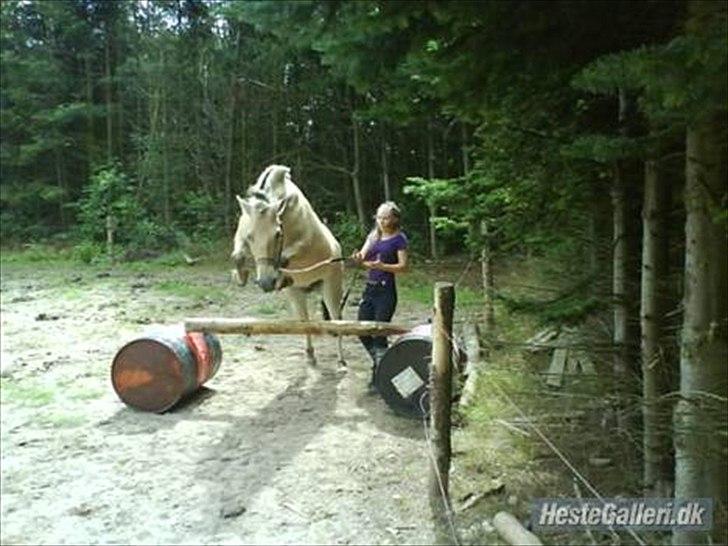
[111,325,222,413]
[375,323,465,418]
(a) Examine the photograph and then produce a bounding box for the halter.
[254,215,285,271]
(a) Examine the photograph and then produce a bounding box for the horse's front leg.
[287,287,316,366]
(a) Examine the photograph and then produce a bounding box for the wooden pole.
[184,317,411,337]
[429,282,454,543]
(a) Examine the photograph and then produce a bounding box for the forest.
[1,1,726,545]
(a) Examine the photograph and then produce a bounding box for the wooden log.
[493,512,542,546]
[184,317,411,337]
[429,282,455,542]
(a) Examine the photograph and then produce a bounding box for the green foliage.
[76,163,140,239]
[75,163,176,258]
[497,288,602,326]
[573,5,727,128]
[561,134,647,163]
[176,190,224,242]
[404,176,464,208]
[329,211,364,256]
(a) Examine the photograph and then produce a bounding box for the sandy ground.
[0,259,439,545]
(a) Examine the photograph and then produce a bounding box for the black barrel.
[111,325,222,413]
[374,323,464,418]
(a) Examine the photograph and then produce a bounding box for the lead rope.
[278,256,347,275]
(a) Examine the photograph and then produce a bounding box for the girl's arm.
[352,231,376,261]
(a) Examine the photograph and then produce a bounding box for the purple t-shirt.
[365,231,408,285]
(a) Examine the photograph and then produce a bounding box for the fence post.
[430,282,455,543]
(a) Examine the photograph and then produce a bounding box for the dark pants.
[358,281,397,356]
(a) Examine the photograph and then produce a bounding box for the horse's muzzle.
[255,276,277,293]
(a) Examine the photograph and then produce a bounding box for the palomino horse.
[231,165,346,366]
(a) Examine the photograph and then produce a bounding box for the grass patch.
[252,301,285,316]
[0,244,76,265]
[154,279,227,301]
[0,378,56,407]
[41,412,88,428]
[59,286,87,300]
[66,386,105,401]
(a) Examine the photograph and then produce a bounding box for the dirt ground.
[0,257,448,545]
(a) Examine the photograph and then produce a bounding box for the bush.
[76,163,143,242]
[71,241,106,264]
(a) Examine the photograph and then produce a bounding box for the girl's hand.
[350,250,363,263]
[362,259,383,270]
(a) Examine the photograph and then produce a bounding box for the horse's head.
[233,192,293,293]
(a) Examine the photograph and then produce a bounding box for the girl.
[351,201,408,391]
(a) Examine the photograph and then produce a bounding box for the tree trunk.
[612,88,641,406]
[640,159,673,496]
[240,83,248,191]
[224,28,240,234]
[54,147,66,228]
[672,113,728,546]
[611,162,629,381]
[84,53,95,170]
[351,110,366,229]
[381,128,391,201]
[673,3,728,542]
[460,122,470,175]
[161,51,170,226]
[427,117,438,259]
[480,220,495,332]
[588,187,599,276]
[104,26,113,162]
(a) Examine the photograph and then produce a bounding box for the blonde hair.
[368,201,402,242]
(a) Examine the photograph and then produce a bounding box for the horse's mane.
[246,189,270,202]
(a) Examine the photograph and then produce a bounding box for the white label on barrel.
[391,366,425,399]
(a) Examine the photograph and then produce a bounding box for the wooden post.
[106,214,116,261]
[429,282,454,543]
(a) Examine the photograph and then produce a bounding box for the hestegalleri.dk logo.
[531,498,713,531]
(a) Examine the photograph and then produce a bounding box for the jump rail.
[184,317,411,337]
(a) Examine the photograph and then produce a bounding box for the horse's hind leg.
[287,287,316,366]
[322,276,346,368]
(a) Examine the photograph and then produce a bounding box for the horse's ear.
[237,196,253,216]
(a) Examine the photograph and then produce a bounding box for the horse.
[231,165,346,366]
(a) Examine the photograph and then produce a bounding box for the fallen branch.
[493,511,542,546]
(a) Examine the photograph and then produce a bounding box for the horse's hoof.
[337,359,347,368]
